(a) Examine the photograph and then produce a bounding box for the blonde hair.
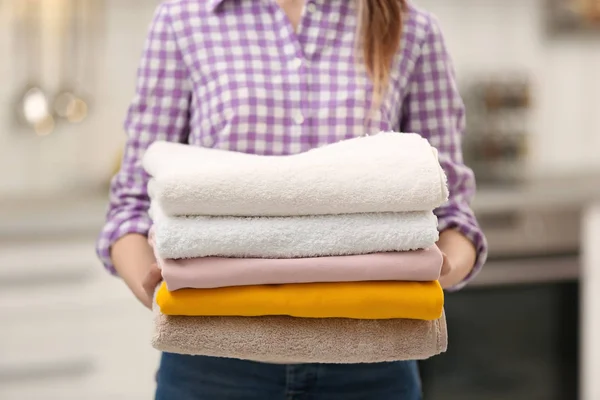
[357,0,406,109]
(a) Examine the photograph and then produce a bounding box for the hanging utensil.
[13,0,54,135]
[81,0,105,105]
[67,0,90,124]
[52,0,75,120]
[53,0,88,124]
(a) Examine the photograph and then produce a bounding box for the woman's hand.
[439,253,457,288]
[111,234,160,309]
[437,229,477,289]
[142,263,163,307]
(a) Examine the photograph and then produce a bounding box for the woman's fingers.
[142,263,163,306]
[440,253,452,276]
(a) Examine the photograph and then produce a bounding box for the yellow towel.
[156,280,444,320]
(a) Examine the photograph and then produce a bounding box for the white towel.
[143,132,449,217]
[150,205,438,259]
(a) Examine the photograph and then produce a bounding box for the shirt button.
[293,112,305,125]
[306,3,317,13]
[290,57,302,69]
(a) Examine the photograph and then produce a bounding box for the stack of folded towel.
[144,132,450,364]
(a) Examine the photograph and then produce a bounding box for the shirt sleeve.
[400,14,488,291]
[96,4,191,274]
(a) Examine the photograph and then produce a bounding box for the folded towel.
[156,280,444,320]
[152,308,448,364]
[156,245,444,290]
[143,132,449,217]
[150,207,439,259]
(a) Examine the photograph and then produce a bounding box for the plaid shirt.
[97,0,487,290]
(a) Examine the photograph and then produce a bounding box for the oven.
[419,205,581,400]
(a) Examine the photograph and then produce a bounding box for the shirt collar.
[206,0,227,13]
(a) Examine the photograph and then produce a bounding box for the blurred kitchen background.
[0,0,599,399]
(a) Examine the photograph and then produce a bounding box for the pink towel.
[155,245,443,291]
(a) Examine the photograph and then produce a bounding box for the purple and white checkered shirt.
[97,0,487,290]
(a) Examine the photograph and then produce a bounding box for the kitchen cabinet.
[581,202,600,400]
[0,204,159,400]
[471,174,600,400]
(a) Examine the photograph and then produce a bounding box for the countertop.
[1,173,600,237]
[472,173,600,213]
[0,189,109,238]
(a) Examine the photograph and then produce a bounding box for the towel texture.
[143,132,449,216]
[156,280,444,320]
[150,207,439,259]
[152,308,448,364]
[157,245,444,290]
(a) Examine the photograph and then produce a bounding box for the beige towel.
[152,306,448,364]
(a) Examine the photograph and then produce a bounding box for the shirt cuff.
[96,212,153,275]
[438,215,488,292]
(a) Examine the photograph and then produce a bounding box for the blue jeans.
[155,353,422,400]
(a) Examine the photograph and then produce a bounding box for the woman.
[97,0,487,398]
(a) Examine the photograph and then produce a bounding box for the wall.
[419,0,600,174]
[0,0,598,196]
[0,0,155,196]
